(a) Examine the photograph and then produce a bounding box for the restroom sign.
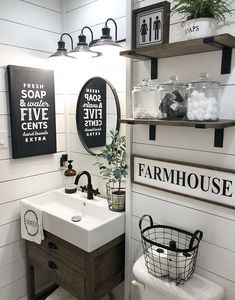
[132,155,235,210]
[132,1,170,49]
[7,65,56,158]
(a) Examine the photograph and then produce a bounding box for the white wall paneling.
[0,0,62,33]
[0,19,60,54]
[19,0,62,13]
[64,0,98,13]
[128,0,235,299]
[0,277,27,300]
[0,1,65,298]
[65,0,126,34]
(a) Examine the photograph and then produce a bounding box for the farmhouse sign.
[132,155,235,209]
[7,65,56,158]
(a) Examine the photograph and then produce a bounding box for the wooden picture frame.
[132,1,170,49]
[132,155,235,210]
[7,65,57,158]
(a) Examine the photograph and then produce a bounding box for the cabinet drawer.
[37,231,85,271]
[28,243,86,299]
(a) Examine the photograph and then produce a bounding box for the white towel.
[21,200,44,244]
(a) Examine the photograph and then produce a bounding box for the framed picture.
[7,65,57,158]
[132,1,170,49]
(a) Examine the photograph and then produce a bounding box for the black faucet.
[74,171,100,199]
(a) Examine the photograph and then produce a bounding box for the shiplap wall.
[129,1,235,300]
[63,0,127,198]
[0,1,66,299]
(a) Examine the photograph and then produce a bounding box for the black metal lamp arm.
[105,18,118,41]
[81,26,94,44]
[60,32,74,50]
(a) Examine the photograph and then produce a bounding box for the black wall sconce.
[91,18,123,53]
[49,33,75,61]
[68,26,99,58]
[49,18,125,61]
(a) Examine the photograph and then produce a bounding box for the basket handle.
[189,230,203,249]
[139,214,153,232]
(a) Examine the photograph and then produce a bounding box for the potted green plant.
[171,0,232,40]
[95,129,128,212]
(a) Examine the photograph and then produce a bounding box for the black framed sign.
[77,77,107,149]
[76,77,120,156]
[132,1,170,49]
[7,65,57,158]
[132,155,235,210]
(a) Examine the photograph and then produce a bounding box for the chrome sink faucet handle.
[74,171,99,199]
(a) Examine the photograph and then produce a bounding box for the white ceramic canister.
[187,72,221,121]
[183,17,217,40]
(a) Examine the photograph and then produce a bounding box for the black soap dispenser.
[64,160,77,194]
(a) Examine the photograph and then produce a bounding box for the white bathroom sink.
[21,189,125,252]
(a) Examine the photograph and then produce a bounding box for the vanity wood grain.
[26,231,125,300]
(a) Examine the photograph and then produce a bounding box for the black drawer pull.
[48,241,58,250]
[48,261,58,269]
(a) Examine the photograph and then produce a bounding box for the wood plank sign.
[7,65,57,158]
[132,155,235,210]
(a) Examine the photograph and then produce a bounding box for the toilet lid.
[133,256,225,300]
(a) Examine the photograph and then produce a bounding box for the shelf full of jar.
[120,118,235,148]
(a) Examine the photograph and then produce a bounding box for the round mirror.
[76,77,121,155]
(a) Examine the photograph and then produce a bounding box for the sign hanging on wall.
[132,155,235,210]
[7,65,57,158]
[132,1,170,49]
[77,77,107,149]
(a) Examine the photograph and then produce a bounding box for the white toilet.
[132,255,225,300]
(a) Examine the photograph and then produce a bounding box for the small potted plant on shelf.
[95,129,128,212]
[171,0,232,40]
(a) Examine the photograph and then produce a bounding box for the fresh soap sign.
[77,77,106,148]
[7,65,56,158]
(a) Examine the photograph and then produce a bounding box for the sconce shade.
[68,32,99,58]
[49,34,75,60]
[90,19,122,53]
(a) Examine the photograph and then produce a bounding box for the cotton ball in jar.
[207,97,217,107]
[192,99,200,110]
[204,113,212,120]
[191,90,200,98]
[207,105,218,116]
[187,112,194,120]
[199,98,208,110]
[198,92,206,100]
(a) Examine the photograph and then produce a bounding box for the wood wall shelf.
[120,34,235,76]
[120,118,235,148]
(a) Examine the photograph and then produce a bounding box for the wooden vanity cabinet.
[26,231,125,300]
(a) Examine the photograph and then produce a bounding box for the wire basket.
[139,214,203,285]
[106,181,125,212]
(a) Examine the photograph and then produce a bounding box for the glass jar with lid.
[187,73,220,121]
[132,79,159,119]
[157,75,187,119]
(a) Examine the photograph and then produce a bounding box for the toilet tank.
[132,255,225,300]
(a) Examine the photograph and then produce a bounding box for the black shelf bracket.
[203,37,232,74]
[214,128,224,148]
[149,125,156,140]
[151,58,158,79]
